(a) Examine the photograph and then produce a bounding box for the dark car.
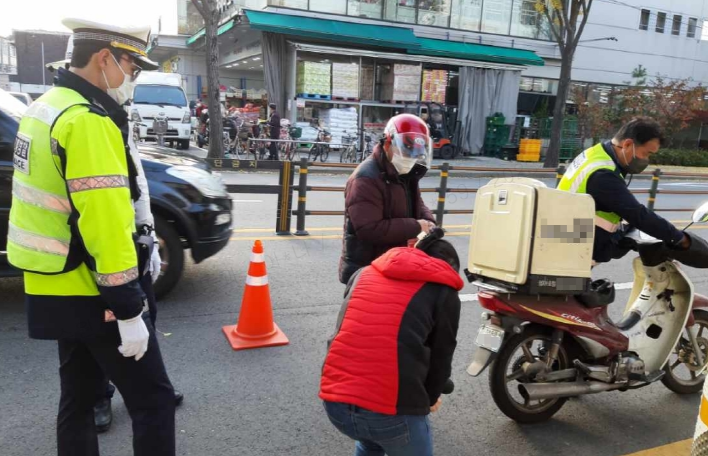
[0,89,232,299]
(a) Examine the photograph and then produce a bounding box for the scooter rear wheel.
[661,309,708,394]
[489,326,571,424]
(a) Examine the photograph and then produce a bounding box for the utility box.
[467,178,595,295]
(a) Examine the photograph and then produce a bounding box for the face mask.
[102,54,135,106]
[391,154,418,175]
[624,143,649,174]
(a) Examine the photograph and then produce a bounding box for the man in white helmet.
[10,18,176,455]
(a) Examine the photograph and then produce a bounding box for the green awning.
[410,37,544,66]
[186,19,235,45]
[244,10,420,50]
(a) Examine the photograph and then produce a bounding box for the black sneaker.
[94,398,113,433]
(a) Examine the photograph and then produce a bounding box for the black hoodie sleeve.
[424,286,461,405]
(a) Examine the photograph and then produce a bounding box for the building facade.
[6,30,70,97]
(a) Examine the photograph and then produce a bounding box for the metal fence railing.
[205,158,708,236]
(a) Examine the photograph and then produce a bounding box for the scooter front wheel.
[489,326,571,424]
[662,309,708,394]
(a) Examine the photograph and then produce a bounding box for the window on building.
[348,0,384,19]
[672,15,682,36]
[309,0,347,14]
[639,9,650,31]
[481,0,513,35]
[510,0,551,40]
[656,12,666,33]
[450,0,482,31]
[384,0,417,24]
[688,17,698,38]
[417,0,452,27]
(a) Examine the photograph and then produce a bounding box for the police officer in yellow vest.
[7,18,175,456]
[558,117,690,263]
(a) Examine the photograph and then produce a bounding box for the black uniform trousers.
[57,310,175,456]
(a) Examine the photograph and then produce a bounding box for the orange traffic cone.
[222,240,289,350]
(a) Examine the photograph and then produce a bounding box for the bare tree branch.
[539,2,564,50]
[190,0,207,19]
[571,0,594,49]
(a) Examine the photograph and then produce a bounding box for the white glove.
[150,242,162,284]
[117,314,150,361]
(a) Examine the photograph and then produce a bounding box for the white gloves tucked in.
[117,314,149,361]
[150,231,162,284]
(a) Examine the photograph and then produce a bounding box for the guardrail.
[207,158,708,235]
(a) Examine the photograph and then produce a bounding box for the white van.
[129,72,192,149]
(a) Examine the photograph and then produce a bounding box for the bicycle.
[359,131,374,162]
[339,131,359,164]
[281,126,302,161]
[308,127,331,162]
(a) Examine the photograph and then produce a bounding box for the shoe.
[174,390,184,407]
[94,398,113,433]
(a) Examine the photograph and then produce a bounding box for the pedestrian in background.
[321,229,463,456]
[268,102,281,160]
[339,114,436,285]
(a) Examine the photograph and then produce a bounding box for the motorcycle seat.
[575,279,615,309]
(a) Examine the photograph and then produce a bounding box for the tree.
[191,0,223,159]
[571,85,611,147]
[616,76,706,147]
[536,0,594,167]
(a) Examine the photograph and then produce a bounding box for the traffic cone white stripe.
[246,275,269,286]
[692,378,708,454]
[250,252,265,263]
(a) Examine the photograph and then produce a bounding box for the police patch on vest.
[13,133,31,175]
[564,151,587,180]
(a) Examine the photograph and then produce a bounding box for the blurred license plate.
[475,325,504,353]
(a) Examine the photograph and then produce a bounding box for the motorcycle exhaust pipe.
[519,381,624,401]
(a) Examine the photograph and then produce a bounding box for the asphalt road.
[2,170,708,456]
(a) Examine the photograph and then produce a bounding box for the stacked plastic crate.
[517,139,542,162]
[483,113,510,157]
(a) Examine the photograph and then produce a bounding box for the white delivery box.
[467,178,595,295]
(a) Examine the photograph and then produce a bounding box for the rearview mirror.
[692,202,708,223]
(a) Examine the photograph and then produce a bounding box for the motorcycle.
[467,202,708,423]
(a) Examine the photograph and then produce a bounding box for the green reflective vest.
[557,143,621,230]
[8,86,139,296]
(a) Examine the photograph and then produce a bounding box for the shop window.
[269,0,309,8]
[417,0,451,27]
[688,17,697,38]
[348,0,384,19]
[481,0,513,35]
[672,15,682,36]
[639,9,649,31]
[450,0,482,32]
[384,0,417,24]
[520,77,557,95]
[655,12,666,34]
[510,0,552,40]
[309,0,347,14]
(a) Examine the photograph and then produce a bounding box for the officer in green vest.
[8,18,175,456]
[558,117,690,264]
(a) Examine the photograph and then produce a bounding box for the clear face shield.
[389,132,433,174]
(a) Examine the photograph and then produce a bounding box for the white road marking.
[460,281,635,302]
[232,199,264,203]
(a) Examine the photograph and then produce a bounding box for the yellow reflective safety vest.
[557,143,621,233]
[8,86,139,299]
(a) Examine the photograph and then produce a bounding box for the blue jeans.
[323,401,433,456]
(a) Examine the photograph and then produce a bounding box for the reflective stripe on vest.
[558,143,621,232]
[7,87,90,274]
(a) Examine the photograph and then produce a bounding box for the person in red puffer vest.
[320,229,463,456]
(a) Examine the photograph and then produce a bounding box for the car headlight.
[182,112,191,123]
[131,109,142,122]
[166,166,228,198]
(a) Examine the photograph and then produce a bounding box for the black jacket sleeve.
[424,286,461,405]
[586,170,684,246]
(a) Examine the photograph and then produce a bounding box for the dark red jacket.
[321,247,463,416]
[338,145,435,284]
